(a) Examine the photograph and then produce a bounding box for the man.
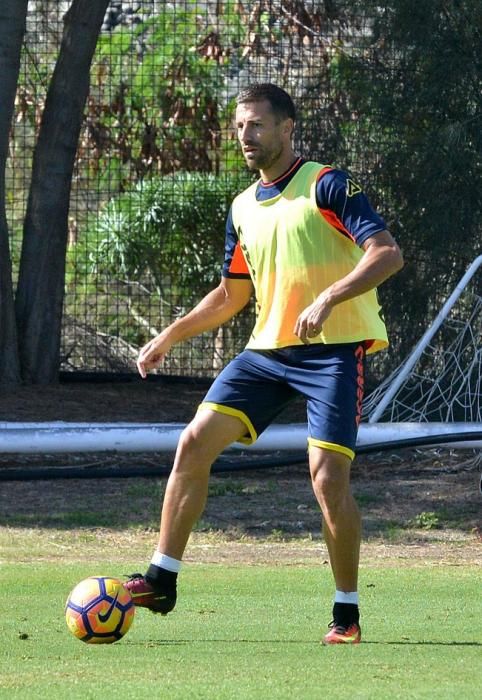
[125,83,403,644]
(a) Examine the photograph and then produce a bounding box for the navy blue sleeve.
[316,169,387,246]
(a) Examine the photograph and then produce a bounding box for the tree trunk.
[15,0,110,384]
[0,1,28,385]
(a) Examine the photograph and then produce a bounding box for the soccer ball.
[65,576,135,644]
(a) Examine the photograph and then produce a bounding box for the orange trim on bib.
[229,241,249,275]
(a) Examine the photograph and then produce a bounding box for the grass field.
[1,527,481,700]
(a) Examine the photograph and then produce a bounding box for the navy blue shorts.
[198,343,366,460]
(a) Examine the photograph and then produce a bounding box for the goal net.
[363,256,482,425]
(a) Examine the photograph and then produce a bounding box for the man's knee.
[309,448,352,507]
[175,410,245,467]
[175,420,217,467]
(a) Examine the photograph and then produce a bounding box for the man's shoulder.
[303,159,332,169]
[298,160,334,183]
[232,178,259,206]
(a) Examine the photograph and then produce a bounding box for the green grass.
[1,560,480,699]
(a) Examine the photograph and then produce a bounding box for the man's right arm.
[136,277,253,378]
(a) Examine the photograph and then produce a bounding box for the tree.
[0,0,28,385]
[0,0,109,385]
[334,0,482,361]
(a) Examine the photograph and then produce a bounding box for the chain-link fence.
[6,1,480,385]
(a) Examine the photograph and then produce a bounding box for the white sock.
[334,590,359,605]
[151,551,182,573]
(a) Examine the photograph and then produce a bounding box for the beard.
[243,142,284,172]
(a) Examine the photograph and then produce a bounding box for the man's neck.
[259,150,298,184]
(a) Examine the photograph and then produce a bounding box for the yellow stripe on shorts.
[307,437,355,461]
[197,402,258,445]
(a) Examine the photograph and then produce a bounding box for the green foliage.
[83,5,245,184]
[410,511,441,530]
[88,170,253,301]
[333,0,482,359]
[11,1,480,378]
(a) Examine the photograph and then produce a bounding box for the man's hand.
[294,291,334,344]
[137,333,173,379]
[136,278,253,378]
[294,230,403,344]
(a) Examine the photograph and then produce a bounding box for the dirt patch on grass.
[0,380,480,565]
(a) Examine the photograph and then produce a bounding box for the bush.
[89,170,253,303]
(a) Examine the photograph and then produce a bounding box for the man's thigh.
[178,407,249,460]
[198,350,297,445]
[282,343,365,460]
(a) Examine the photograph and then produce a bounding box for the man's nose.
[239,124,251,143]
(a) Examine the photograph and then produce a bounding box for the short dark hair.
[236,83,296,123]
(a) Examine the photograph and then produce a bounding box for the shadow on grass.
[363,640,482,647]
[124,638,482,647]
[0,461,479,538]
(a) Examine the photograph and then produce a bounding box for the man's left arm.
[294,230,403,343]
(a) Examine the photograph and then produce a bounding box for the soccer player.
[125,83,403,644]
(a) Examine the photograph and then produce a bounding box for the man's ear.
[283,118,294,137]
